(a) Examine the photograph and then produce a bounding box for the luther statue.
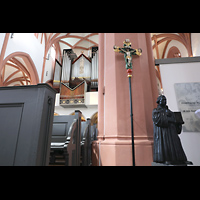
[152,95,193,165]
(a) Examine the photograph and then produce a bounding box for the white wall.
[43,46,56,83]
[191,33,200,57]
[85,92,98,105]
[159,60,200,165]
[54,92,98,119]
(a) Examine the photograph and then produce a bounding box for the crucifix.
[113,39,142,166]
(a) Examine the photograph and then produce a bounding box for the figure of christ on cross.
[113,39,142,71]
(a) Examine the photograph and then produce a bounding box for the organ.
[53,47,98,107]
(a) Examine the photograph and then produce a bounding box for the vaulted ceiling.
[41,33,99,61]
[57,33,99,50]
[3,56,31,86]
[151,33,192,59]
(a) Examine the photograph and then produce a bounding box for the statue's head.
[156,95,167,106]
[123,39,131,48]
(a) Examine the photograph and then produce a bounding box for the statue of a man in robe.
[152,95,193,165]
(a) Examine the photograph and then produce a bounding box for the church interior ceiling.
[1,33,193,87]
[42,33,99,60]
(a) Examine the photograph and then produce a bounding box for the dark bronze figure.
[152,95,193,165]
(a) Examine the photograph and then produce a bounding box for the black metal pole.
[128,76,135,166]
[113,39,142,166]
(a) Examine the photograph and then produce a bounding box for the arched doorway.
[0,52,39,86]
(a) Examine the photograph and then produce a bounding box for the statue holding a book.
[152,95,193,165]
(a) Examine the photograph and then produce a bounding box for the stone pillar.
[92,33,158,166]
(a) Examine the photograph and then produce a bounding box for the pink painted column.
[97,33,105,141]
[92,33,158,166]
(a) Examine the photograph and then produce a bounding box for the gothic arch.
[167,46,181,58]
[1,52,39,86]
[151,33,192,59]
